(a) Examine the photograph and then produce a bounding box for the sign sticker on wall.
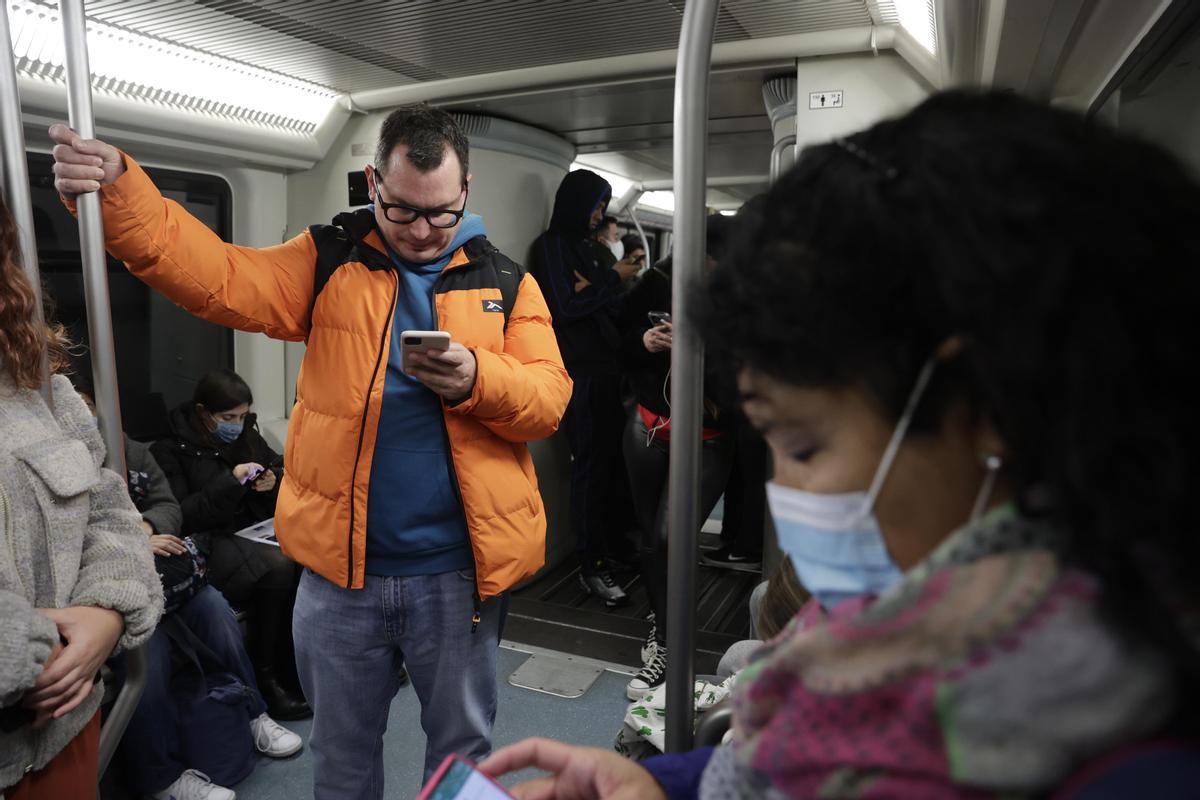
[809,91,844,109]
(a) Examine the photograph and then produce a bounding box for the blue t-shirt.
[364,213,487,577]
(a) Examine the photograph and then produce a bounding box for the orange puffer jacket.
[77,156,572,598]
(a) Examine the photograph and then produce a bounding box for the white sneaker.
[640,614,658,664]
[150,769,235,800]
[251,712,303,758]
[627,646,667,701]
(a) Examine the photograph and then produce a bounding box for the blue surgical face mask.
[767,358,939,611]
[211,419,243,444]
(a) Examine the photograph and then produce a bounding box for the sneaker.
[578,561,628,607]
[251,713,303,758]
[702,544,762,571]
[627,646,667,701]
[151,769,235,800]
[640,616,658,664]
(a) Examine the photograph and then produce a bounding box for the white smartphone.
[400,330,452,359]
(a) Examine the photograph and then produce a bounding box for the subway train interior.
[3,0,1200,798]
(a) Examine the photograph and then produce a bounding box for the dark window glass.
[27,152,234,440]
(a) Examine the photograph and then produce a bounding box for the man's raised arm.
[51,123,317,341]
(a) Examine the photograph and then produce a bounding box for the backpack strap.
[308,223,350,313]
[464,236,526,331]
[308,209,384,314]
[495,253,525,330]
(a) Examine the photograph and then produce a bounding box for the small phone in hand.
[400,330,452,360]
[647,311,672,327]
[239,464,265,485]
[417,754,513,800]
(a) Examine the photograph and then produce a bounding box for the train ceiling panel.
[77,0,923,94]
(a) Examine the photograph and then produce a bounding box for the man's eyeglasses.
[373,167,468,229]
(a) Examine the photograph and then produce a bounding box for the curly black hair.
[697,89,1200,682]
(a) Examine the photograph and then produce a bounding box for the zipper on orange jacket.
[345,270,399,589]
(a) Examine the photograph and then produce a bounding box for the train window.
[26,152,234,440]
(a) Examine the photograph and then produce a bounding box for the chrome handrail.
[665,0,720,753]
[56,0,145,778]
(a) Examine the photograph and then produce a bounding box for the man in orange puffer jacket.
[52,104,571,799]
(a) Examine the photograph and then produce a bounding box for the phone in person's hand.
[239,464,265,485]
[417,754,513,800]
[400,330,452,360]
[647,311,672,327]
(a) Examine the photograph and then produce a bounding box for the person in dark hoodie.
[150,369,311,722]
[530,170,642,605]
[617,215,738,699]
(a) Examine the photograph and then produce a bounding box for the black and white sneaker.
[627,646,667,701]
[578,561,628,607]
[640,615,658,664]
[702,545,762,571]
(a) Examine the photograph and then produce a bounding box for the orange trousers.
[6,712,100,800]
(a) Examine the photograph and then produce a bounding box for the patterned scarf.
[703,506,1176,799]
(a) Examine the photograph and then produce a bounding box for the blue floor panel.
[233,647,631,799]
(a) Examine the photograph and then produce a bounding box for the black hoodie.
[529,170,626,375]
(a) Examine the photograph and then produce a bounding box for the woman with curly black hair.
[480,90,1200,798]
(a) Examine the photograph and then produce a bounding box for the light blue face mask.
[212,419,244,444]
[767,358,939,611]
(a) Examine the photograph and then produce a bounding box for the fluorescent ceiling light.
[7,0,339,131]
[892,0,937,54]
[638,191,675,213]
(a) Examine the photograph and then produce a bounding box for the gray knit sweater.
[0,372,163,791]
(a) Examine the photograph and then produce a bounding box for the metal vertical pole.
[665,0,719,753]
[59,0,123,475]
[57,0,144,779]
[0,3,52,404]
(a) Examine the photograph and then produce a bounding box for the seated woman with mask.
[479,90,1200,798]
[151,368,309,720]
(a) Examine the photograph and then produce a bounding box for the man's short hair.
[594,215,618,239]
[375,103,470,185]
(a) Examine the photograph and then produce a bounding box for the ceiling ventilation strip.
[6,0,340,133]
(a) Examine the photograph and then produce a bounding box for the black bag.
[155,536,208,615]
[161,615,258,787]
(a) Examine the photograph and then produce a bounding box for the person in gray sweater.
[1,199,162,797]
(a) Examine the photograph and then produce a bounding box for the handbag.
[155,536,208,615]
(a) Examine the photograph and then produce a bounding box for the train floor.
[98,645,631,799]
[99,533,762,798]
[506,531,764,675]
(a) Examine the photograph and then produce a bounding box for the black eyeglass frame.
[372,166,469,229]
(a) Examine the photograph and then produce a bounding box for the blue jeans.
[114,584,266,794]
[293,567,507,800]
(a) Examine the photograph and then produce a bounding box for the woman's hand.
[150,534,188,557]
[252,469,277,493]
[23,607,124,721]
[643,323,673,353]
[479,738,666,800]
[30,640,64,729]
